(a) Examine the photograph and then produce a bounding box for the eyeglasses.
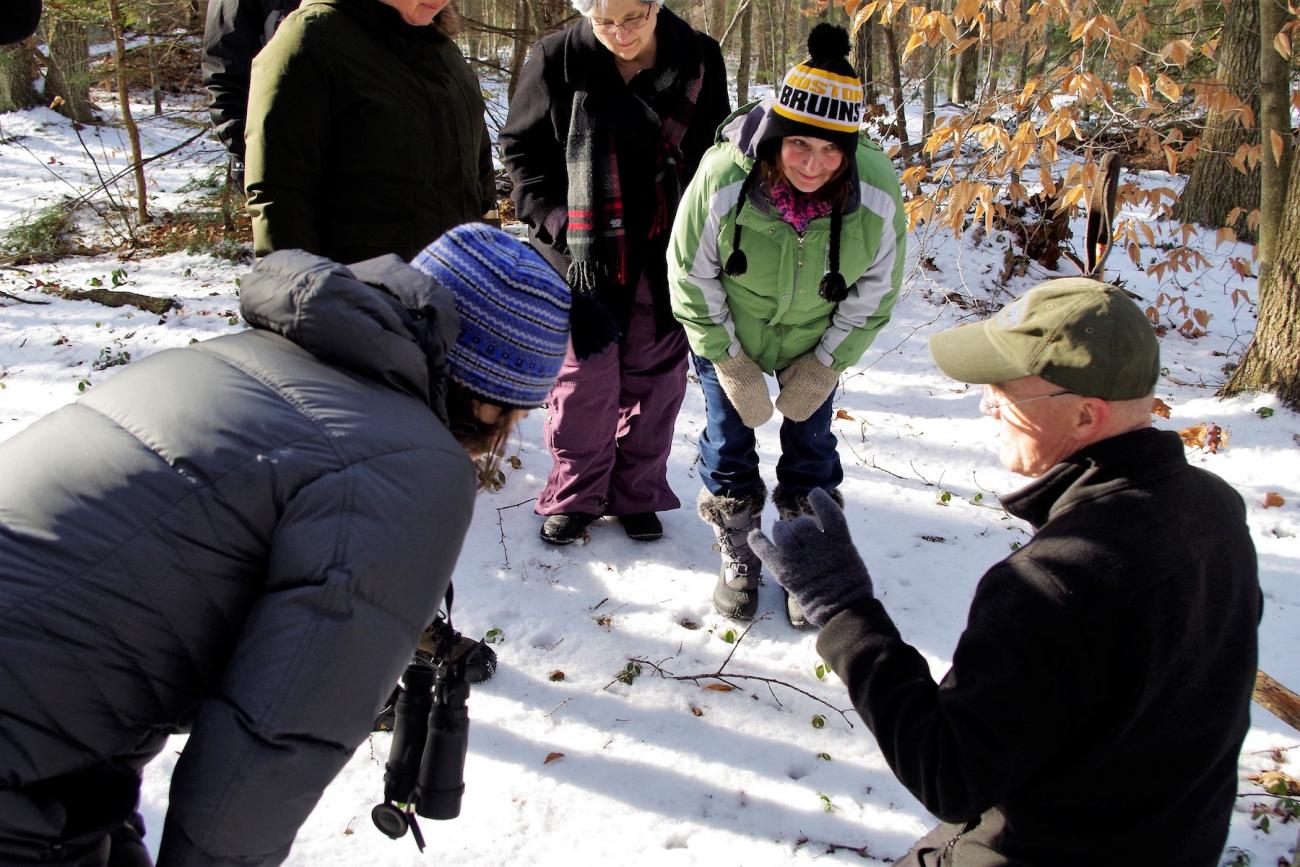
[978,385,1074,417]
[591,5,653,33]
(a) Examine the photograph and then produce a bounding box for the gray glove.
[714,353,774,428]
[775,353,839,422]
[747,488,873,627]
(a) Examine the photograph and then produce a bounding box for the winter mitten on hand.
[714,353,774,428]
[775,353,839,422]
[747,488,873,627]
[568,290,619,360]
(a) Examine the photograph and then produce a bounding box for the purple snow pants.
[536,277,688,517]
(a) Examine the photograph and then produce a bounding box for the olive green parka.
[245,0,495,262]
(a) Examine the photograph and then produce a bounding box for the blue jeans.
[692,354,843,498]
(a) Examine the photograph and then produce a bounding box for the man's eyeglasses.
[591,5,653,33]
[978,385,1074,417]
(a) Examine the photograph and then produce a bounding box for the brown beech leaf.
[1151,398,1171,419]
[543,752,565,765]
[705,683,736,692]
[835,409,855,421]
[1253,769,1300,794]
[1262,492,1285,508]
[1181,423,1229,453]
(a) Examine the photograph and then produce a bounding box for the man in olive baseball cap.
[747,275,1261,865]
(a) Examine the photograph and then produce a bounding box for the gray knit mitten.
[714,354,774,428]
[748,489,873,627]
[775,353,839,422]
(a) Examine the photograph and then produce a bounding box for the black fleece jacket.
[818,428,1261,866]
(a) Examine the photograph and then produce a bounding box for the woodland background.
[1,0,1298,409]
[1,0,1299,863]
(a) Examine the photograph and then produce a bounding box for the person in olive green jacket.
[668,25,904,629]
[244,0,496,262]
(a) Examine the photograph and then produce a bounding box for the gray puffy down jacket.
[0,251,477,865]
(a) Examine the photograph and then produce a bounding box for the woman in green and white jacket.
[667,24,904,627]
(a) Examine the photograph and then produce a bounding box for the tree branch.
[621,615,857,728]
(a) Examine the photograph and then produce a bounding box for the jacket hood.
[239,250,459,420]
[717,99,776,161]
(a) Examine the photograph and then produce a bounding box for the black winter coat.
[245,0,496,262]
[0,252,477,866]
[818,429,1261,867]
[499,8,729,338]
[202,0,300,162]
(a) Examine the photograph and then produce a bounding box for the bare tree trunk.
[108,0,150,228]
[46,14,97,122]
[708,0,726,41]
[0,39,39,113]
[147,6,163,116]
[507,0,530,100]
[922,0,935,142]
[854,19,875,105]
[1173,0,1259,240]
[736,2,753,107]
[1221,145,1300,408]
[949,28,978,103]
[776,0,790,85]
[1257,0,1291,284]
[883,20,910,160]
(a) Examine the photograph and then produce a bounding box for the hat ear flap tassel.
[818,271,847,302]
[724,247,748,276]
[818,202,847,302]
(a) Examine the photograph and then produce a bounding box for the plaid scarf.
[564,60,705,294]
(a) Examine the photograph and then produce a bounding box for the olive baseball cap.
[929,277,1159,400]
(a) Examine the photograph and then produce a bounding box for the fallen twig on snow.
[794,834,893,862]
[623,616,857,728]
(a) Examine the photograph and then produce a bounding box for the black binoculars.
[371,657,470,851]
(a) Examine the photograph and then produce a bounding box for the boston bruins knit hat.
[760,23,864,156]
[411,224,571,409]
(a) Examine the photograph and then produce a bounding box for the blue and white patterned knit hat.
[411,224,571,409]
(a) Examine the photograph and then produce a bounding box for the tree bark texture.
[46,15,96,122]
[949,27,978,103]
[1252,670,1300,733]
[0,39,39,113]
[884,21,910,161]
[708,0,726,40]
[736,2,752,107]
[1221,146,1300,408]
[854,18,875,105]
[506,0,529,99]
[1173,0,1260,240]
[1256,0,1291,281]
[107,0,149,226]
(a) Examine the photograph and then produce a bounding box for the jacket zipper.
[940,822,973,866]
[792,231,806,296]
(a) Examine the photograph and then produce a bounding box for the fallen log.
[58,288,176,316]
[1254,670,1300,733]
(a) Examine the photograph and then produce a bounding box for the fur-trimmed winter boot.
[698,484,767,621]
[772,485,845,630]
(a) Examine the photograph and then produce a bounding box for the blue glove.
[747,488,873,627]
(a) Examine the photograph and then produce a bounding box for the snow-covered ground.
[2,86,1297,867]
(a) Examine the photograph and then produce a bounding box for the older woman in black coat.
[500,0,729,546]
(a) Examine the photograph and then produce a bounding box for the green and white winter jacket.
[668,101,905,373]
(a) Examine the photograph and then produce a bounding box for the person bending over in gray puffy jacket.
[0,224,571,867]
